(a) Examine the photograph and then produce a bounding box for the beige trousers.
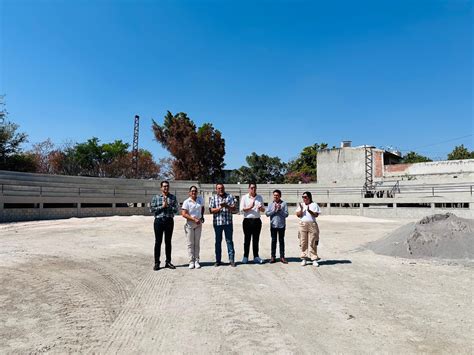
[298,221,319,260]
[184,222,202,262]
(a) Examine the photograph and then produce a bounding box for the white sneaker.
[189,262,195,269]
[301,259,307,266]
[312,260,319,267]
[254,257,264,264]
[194,261,201,269]
[242,257,249,264]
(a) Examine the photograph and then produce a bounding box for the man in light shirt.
[240,183,266,264]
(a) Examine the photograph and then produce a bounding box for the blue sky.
[1,0,472,168]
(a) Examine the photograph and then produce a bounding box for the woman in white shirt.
[181,186,205,269]
[295,191,321,267]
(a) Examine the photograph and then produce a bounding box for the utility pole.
[132,115,139,178]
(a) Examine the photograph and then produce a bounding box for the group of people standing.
[150,181,321,271]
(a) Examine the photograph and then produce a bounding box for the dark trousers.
[270,227,286,258]
[243,218,262,258]
[154,217,174,264]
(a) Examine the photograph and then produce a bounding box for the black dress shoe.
[230,261,236,267]
[270,257,276,264]
[214,261,221,267]
[153,263,160,271]
[165,262,176,269]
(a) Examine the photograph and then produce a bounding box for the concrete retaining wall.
[384,159,474,178]
[1,206,154,222]
[1,171,473,222]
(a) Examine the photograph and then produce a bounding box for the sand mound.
[368,213,474,260]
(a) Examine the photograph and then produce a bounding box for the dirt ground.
[0,214,472,354]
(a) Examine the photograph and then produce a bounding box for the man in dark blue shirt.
[265,189,289,264]
[150,181,179,270]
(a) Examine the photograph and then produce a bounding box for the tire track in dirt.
[0,257,137,353]
[98,270,175,353]
[230,263,349,353]
[204,268,299,353]
[43,259,136,352]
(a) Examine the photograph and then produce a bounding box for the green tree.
[152,111,225,182]
[234,152,287,184]
[447,145,474,160]
[69,138,130,176]
[74,137,104,176]
[0,121,28,166]
[20,132,162,178]
[286,143,328,182]
[3,153,37,172]
[0,97,32,171]
[102,140,129,163]
[49,138,135,177]
[401,151,432,163]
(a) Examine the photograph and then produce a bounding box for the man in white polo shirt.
[240,182,266,264]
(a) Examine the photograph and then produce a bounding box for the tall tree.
[74,137,104,176]
[447,144,474,160]
[234,152,287,184]
[196,123,225,182]
[0,121,28,166]
[402,151,432,163]
[152,111,225,182]
[0,97,32,171]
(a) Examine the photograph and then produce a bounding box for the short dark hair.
[273,189,282,196]
[161,180,170,187]
[249,182,257,188]
[189,185,198,191]
[216,183,224,188]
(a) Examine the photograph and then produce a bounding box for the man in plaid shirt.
[209,183,236,267]
[150,181,179,271]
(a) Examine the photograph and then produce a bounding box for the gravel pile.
[368,213,473,259]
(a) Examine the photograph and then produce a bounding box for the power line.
[400,134,473,152]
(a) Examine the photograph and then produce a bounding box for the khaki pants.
[184,222,202,262]
[298,221,319,260]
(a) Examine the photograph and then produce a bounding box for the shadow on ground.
[284,257,352,266]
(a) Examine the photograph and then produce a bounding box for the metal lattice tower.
[132,115,140,178]
[0,95,6,124]
[364,146,374,191]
